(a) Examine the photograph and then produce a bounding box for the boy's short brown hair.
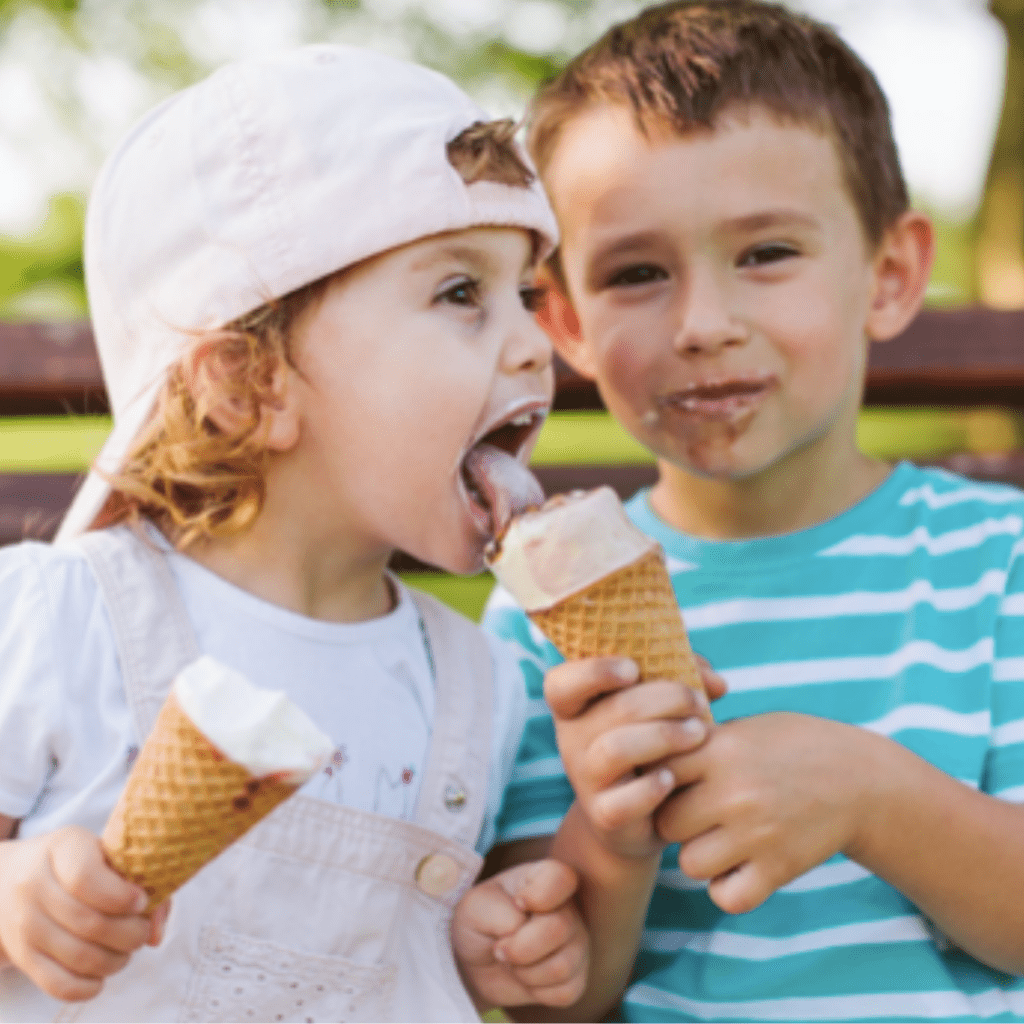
[96,118,539,548]
[529,0,908,248]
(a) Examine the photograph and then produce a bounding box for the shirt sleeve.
[0,544,67,819]
[483,585,575,844]
[987,537,1024,802]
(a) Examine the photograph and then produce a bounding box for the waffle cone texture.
[101,693,299,909]
[529,548,705,695]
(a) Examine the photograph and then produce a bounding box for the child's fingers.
[693,653,728,702]
[455,877,526,947]
[16,944,104,1004]
[496,858,577,916]
[585,717,707,789]
[588,767,676,834]
[496,908,583,970]
[37,869,150,957]
[24,907,132,983]
[146,899,172,946]
[545,657,638,720]
[49,827,147,917]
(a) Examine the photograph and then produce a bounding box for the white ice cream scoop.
[174,656,334,783]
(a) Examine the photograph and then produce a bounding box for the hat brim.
[54,374,164,543]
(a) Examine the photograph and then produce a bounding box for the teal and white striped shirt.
[484,463,1024,1022]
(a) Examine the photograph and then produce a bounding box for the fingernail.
[657,767,675,790]
[133,891,149,914]
[494,945,508,963]
[614,659,639,682]
[681,718,706,741]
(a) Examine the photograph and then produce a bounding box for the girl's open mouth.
[459,407,547,540]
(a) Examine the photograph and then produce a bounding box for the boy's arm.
[656,713,1024,975]
[488,655,717,1022]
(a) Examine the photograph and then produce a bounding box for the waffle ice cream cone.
[487,487,706,699]
[102,657,333,909]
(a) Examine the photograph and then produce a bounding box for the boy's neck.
[648,445,892,541]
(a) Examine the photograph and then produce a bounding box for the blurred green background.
[1,0,1023,620]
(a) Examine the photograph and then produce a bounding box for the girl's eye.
[738,243,799,268]
[437,277,481,306]
[607,264,667,288]
[519,284,548,312]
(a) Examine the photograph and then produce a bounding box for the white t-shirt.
[0,537,527,854]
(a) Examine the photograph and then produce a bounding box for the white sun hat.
[56,43,558,542]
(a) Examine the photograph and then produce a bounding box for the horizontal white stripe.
[665,555,699,573]
[820,516,1022,557]
[778,858,872,893]
[684,572,1006,631]
[900,482,1023,510]
[993,657,1024,682]
[724,638,993,692]
[509,754,564,782]
[995,784,1024,803]
[1001,592,1024,616]
[992,719,1024,747]
[628,982,1024,1021]
[642,915,928,960]
[860,704,990,738]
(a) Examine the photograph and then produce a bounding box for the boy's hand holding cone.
[102,656,334,911]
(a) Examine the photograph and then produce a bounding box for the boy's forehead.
[546,102,850,222]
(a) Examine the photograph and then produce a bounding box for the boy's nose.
[673,268,747,357]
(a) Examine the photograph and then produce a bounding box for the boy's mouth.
[658,375,776,421]
[459,405,547,540]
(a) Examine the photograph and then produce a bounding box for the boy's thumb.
[498,859,579,915]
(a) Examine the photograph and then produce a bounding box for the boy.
[483,2,1024,1019]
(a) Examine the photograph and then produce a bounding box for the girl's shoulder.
[0,536,105,629]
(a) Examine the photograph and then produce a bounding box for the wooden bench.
[1,308,1023,574]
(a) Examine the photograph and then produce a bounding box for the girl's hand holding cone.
[0,825,161,1002]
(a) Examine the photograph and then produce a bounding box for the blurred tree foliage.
[0,0,1017,318]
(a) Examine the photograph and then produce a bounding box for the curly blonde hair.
[94,118,537,549]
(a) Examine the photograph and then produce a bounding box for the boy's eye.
[738,243,799,267]
[607,263,667,288]
[437,277,481,306]
[519,284,548,312]
[602,264,667,288]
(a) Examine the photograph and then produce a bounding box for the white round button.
[415,853,460,898]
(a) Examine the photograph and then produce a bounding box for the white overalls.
[17,526,493,1023]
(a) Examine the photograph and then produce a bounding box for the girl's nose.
[502,308,554,376]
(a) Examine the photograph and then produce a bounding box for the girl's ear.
[534,266,598,380]
[185,340,301,453]
[865,211,935,343]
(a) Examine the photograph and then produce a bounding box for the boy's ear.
[865,211,935,343]
[534,267,598,380]
[185,342,300,453]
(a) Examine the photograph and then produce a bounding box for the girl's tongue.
[462,442,545,541]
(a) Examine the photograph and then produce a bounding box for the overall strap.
[74,525,201,742]
[409,588,492,849]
